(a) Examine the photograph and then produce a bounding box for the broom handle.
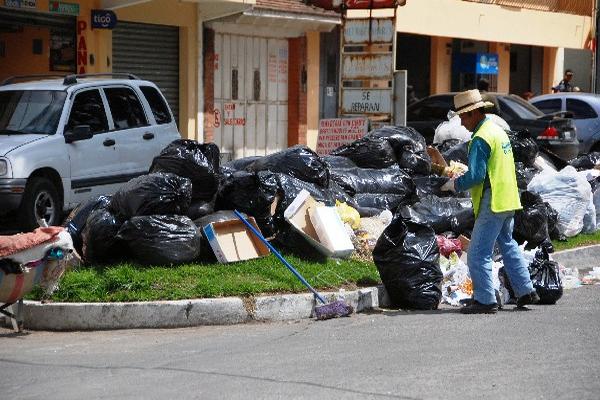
[234,210,327,304]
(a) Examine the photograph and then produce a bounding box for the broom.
[234,210,353,320]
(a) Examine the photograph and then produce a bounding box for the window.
[104,87,148,130]
[533,99,562,115]
[66,89,108,134]
[0,90,66,135]
[498,96,543,120]
[140,86,172,124]
[407,97,453,121]
[566,99,598,119]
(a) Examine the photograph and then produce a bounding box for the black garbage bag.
[223,156,263,172]
[568,152,600,171]
[64,195,111,255]
[117,215,201,265]
[214,170,278,236]
[109,173,192,220]
[329,167,414,196]
[354,193,410,214]
[331,136,397,169]
[397,149,432,175]
[508,130,538,167]
[322,155,357,169]
[187,198,215,220]
[435,139,462,154]
[515,162,539,190]
[368,125,426,153]
[328,180,359,210]
[513,191,556,249]
[245,145,329,187]
[82,208,125,264]
[413,176,451,198]
[450,208,476,235]
[373,218,442,309]
[150,140,220,201]
[441,141,468,164]
[400,195,473,234]
[529,247,563,304]
[273,173,337,218]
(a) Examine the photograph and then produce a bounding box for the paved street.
[1,286,599,400]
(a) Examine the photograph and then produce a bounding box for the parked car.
[406,92,579,161]
[531,92,600,155]
[0,73,180,230]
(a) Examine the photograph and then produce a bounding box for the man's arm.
[455,137,491,192]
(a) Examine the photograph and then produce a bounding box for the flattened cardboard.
[203,217,269,263]
[284,191,333,257]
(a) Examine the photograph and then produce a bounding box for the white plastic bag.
[527,166,592,237]
[433,113,471,144]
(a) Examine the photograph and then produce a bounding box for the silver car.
[531,93,600,155]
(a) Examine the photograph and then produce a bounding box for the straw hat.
[453,89,494,114]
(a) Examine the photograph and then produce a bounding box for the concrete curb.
[10,245,597,331]
[21,287,388,331]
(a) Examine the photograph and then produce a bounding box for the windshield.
[499,95,544,119]
[0,90,67,135]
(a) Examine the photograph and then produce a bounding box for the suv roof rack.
[1,74,68,86]
[63,73,140,85]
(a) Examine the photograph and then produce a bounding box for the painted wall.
[430,36,452,94]
[395,0,591,49]
[489,42,510,93]
[564,48,593,92]
[306,31,320,151]
[0,26,51,80]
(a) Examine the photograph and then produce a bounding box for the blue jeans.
[468,190,534,305]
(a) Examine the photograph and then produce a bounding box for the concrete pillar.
[430,36,452,95]
[489,42,510,93]
[306,31,320,150]
[543,47,564,94]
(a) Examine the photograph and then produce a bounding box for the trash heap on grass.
[61,123,599,309]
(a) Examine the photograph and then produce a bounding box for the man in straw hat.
[440,89,539,314]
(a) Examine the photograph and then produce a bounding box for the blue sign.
[476,53,498,75]
[91,9,117,29]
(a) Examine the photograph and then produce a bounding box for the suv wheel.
[19,177,62,231]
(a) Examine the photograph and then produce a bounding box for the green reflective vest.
[468,119,522,217]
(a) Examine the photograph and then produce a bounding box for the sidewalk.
[11,244,600,331]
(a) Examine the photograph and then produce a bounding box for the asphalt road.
[1,286,599,400]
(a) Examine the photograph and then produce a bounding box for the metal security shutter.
[112,21,179,124]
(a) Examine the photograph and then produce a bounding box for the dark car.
[406,93,579,161]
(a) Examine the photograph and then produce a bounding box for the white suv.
[0,73,181,230]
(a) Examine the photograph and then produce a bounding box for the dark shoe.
[516,291,540,308]
[460,300,498,314]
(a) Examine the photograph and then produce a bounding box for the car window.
[140,86,172,124]
[407,97,452,121]
[532,99,562,115]
[566,98,598,119]
[66,89,108,134]
[104,87,148,130]
[498,96,543,120]
[0,90,66,135]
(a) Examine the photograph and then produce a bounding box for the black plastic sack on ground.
[515,162,539,190]
[150,140,220,201]
[435,139,462,154]
[529,247,563,304]
[109,173,192,220]
[508,130,538,167]
[328,180,359,210]
[441,141,468,164]
[64,195,111,255]
[214,170,278,235]
[400,195,473,234]
[354,193,409,214]
[373,218,442,309]
[397,149,431,175]
[274,173,337,219]
[368,125,426,153]
[413,176,451,198]
[329,167,414,196]
[450,208,475,235]
[245,145,329,187]
[322,155,357,169]
[117,215,201,265]
[82,208,125,264]
[331,136,397,169]
[223,156,263,172]
[187,198,214,220]
[568,152,600,171]
[514,191,555,249]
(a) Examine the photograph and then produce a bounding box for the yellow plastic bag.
[335,200,361,230]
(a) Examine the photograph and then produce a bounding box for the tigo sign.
[91,10,117,29]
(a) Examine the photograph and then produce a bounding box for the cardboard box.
[202,217,270,263]
[427,146,448,168]
[309,206,354,258]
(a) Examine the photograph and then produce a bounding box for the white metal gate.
[213,34,288,159]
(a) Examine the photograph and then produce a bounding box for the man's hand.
[440,179,456,192]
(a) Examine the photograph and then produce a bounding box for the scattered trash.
[582,267,600,285]
[336,201,361,230]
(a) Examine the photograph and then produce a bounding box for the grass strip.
[27,254,380,302]
[552,230,600,252]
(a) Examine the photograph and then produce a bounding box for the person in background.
[407,85,419,106]
[477,78,490,93]
[521,91,534,101]
[553,70,574,92]
[440,89,539,314]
